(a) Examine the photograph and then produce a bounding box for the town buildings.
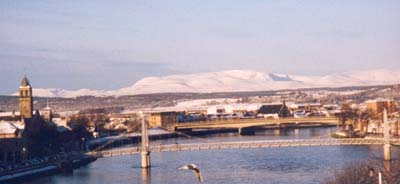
[0,76,33,163]
[0,76,67,163]
[365,99,395,114]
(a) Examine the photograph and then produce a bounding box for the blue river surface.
[21,127,400,184]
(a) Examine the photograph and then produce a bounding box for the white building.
[207,105,234,114]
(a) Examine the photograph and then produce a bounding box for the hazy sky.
[1,0,399,94]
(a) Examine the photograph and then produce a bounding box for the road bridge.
[172,117,340,135]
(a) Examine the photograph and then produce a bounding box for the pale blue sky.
[1,0,399,94]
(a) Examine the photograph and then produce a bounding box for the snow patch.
[11,69,400,98]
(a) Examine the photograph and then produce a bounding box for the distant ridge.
[11,69,400,98]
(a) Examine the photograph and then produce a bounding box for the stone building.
[257,101,291,118]
[365,99,395,114]
[149,111,177,129]
[0,121,24,163]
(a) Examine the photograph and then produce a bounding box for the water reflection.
[141,169,151,184]
[273,129,280,136]
[309,128,320,137]
[294,128,299,138]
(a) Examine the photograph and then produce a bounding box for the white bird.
[178,164,204,183]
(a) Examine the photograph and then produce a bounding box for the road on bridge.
[172,117,340,131]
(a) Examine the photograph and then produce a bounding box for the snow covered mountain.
[12,69,400,98]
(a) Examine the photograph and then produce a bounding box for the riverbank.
[0,153,96,184]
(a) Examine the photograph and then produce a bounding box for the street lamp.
[81,137,86,151]
[22,147,27,161]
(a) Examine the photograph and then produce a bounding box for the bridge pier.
[384,144,391,161]
[141,151,151,168]
[383,109,391,161]
[140,111,151,168]
[238,127,255,136]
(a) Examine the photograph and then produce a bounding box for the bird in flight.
[178,164,204,183]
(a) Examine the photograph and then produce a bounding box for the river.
[21,127,400,184]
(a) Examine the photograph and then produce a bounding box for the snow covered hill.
[13,69,400,98]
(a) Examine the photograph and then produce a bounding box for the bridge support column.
[383,109,391,161]
[140,111,151,169]
[238,127,255,136]
[384,144,391,161]
[141,151,151,168]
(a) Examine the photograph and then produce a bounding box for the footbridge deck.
[93,138,397,158]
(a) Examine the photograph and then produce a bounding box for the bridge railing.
[93,138,395,158]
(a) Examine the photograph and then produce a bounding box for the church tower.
[19,75,33,120]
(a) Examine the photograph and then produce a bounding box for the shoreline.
[0,154,96,184]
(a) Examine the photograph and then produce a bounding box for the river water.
[22,127,400,184]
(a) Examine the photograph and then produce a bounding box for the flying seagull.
[178,164,204,183]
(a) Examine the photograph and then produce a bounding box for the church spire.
[21,75,31,87]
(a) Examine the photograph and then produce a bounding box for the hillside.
[11,69,400,98]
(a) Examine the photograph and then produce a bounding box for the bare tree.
[325,160,400,184]
[325,161,374,184]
